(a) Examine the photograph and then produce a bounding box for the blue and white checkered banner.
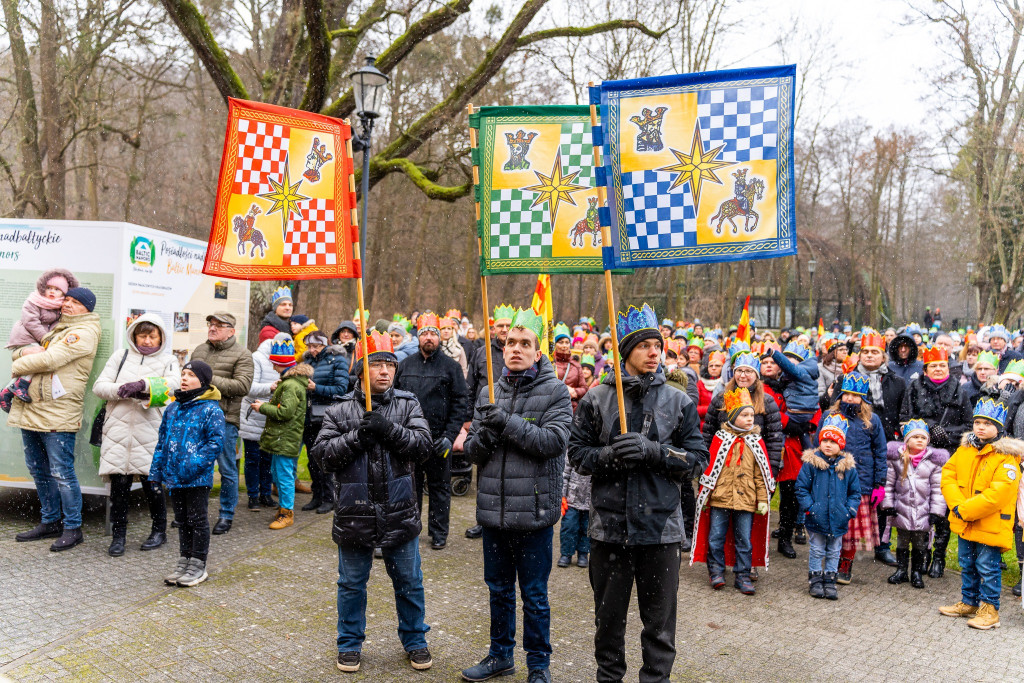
[590,65,797,268]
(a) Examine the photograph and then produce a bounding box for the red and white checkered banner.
[203,98,360,281]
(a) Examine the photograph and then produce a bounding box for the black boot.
[777,527,797,559]
[793,524,807,545]
[887,548,909,584]
[301,497,322,512]
[808,571,825,598]
[15,521,62,542]
[140,530,166,551]
[823,572,839,600]
[771,527,782,539]
[930,519,950,578]
[465,525,483,539]
[108,531,126,557]
[910,548,926,589]
[874,544,898,567]
[50,528,84,552]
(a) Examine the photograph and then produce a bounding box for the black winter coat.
[395,348,469,444]
[568,367,710,546]
[899,376,973,450]
[464,357,572,531]
[821,369,906,440]
[702,387,784,474]
[311,386,432,549]
[304,346,351,406]
[468,337,506,408]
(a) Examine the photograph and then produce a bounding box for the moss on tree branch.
[370,157,471,201]
[515,19,666,48]
[159,0,248,102]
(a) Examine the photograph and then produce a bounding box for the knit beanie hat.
[183,360,213,387]
[65,287,96,312]
[290,314,310,326]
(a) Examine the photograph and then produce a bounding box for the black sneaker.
[557,555,571,568]
[461,654,514,681]
[465,525,483,539]
[408,647,432,670]
[337,651,360,672]
[248,498,260,511]
[259,495,276,507]
[212,518,232,535]
[527,668,550,683]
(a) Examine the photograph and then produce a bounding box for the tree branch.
[159,0,248,102]
[370,157,471,201]
[515,18,666,49]
[299,0,331,111]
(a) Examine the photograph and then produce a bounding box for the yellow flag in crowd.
[531,274,553,355]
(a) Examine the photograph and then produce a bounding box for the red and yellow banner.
[736,295,751,345]
[203,98,360,281]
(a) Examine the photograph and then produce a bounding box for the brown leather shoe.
[295,480,312,494]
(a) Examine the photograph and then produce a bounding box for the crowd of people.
[6,271,1024,680]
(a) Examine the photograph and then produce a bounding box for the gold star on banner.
[257,157,309,240]
[522,151,588,225]
[656,123,733,210]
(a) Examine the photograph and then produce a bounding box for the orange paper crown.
[860,329,885,351]
[664,339,682,356]
[354,329,395,362]
[921,346,948,365]
[841,354,859,374]
[723,387,754,416]
[442,309,461,328]
[416,311,441,331]
[709,350,727,365]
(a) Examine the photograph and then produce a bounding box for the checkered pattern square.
[697,86,779,162]
[621,170,695,251]
[284,198,336,266]
[233,118,290,195]
[559,121,594,187]
[488,189,551,259]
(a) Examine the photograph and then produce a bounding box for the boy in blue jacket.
[772,342,820,448]
[149,360,225,588]
[795,414,860,601]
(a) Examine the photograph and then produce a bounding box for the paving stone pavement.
[3,483,1024,682]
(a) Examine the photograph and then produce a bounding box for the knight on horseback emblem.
[233,204,269,258]
[709,168,765,235]
[569,197,601,248]
[303,137,333,183]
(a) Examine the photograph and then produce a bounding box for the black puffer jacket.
[468,337,506,407]
[821,368,906,440]
[568,366,710,546]
[899,376,973,450]
[464,356,572,531]
[396,348,468,444]
[701,386,784,474]
[311,386,432,549]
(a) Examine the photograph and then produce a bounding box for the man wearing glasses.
[190,312,254,535]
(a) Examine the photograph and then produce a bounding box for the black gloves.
[434,437,453,458]
[358,410,395,444]
[117,380,147,399]
[930,425,949,447]
[478,403,511,434]
[782,420,805,437]
[595,445,618,468]
[929,512,944,525]
[610,432,662,466]
[806,421,819,434]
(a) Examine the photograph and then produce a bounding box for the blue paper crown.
[901,419,930,439]
[974,398,1008,426]
[989,324,1011,341]
[271,339,295,357]
[842,371,870,397]
[616,303,659,342]
[728,340,750,360]
[271,286,292,306]
[820,413,850,436]
[783,341,811,362]
[732,352,761,374]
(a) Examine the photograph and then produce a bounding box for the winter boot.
[557,555,572,568]
[910,548,926,589]
[836,556,853,585]
[140,530,166,551]
[316,500,335,514]
[1014,563,1022,597]
[808,571,825,598]
[15,521,62,542]
[777,528,797,559]
[576,552,589,568]
[793,524,807,545]
[734,572,756,595]
[177,558,208,587]
[269,508,294,530]
[938,601,979,618]
[301,497,322,512]
[295,480,312,494]
[966,602,1000,630]
[11,377,32,403]
[929,518,950,578]
[247,497,260,511]
[164,556,190,585]
[49,527,83,552]
[771,527,782,539]
[0,385,12,413]
[874,543,897,567]
[823,572,839,600]
[887,548,909,585]
[108,530,127,557]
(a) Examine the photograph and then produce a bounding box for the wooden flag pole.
[468,103,496,404]
[588,83,628,435]
[346,131,373,412]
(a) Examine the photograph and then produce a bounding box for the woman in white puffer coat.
[93,313,180,557]
[240,334,285,510]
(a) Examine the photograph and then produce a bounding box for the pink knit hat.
[46,275,70,294]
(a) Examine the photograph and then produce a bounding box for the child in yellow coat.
[938,399,1024,630]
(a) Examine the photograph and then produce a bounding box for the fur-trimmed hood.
[802,448,856,477]
[36,267,79,295]
[960,431,1024,458]
[281,362,314,380]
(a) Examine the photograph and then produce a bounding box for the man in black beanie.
[568,303,709,683]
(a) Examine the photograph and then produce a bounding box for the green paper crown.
[976,351,999,369]
[1005,359,1024,377]
[510,307,544,340]
[493,303,516,322]
[580,353,596,369]
[554,323,572,341]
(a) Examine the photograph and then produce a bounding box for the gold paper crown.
[723,387,753,416]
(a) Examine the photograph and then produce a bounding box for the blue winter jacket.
[771,349,820,412]
[304,345,351,404]
[795,449,861,537]
[394,338,420,362]
[149,387,225,490]
[816,408,888,490]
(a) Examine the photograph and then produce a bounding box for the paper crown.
[663,339,682,357]
[819,413,850,445]
[672,328,687,339]
[553,322,572,341]
[860,329,885,351]
[1003,359,1024,381]
[269,339,297,366]
[841,355,859,374]
[723,386,754,416]
[353,308,369,324]
[821,337,838,353]
[441,309,461,328]
[901,419,930,440]
[783,341,811,362]
[728,340,750,361]
[585,333,600,346]
[493,304,516,323]
[580,353,596,369]
[733,352,761,375]
[661,318,673,328]
[354,329,397,363]
[687,337,705,350]
[842,371,870,396]
[616,303,659,342]
[510,307,544,340]
[974,398,1008,426]
[416,311,441,332]
[708,350,727,365]
[921,346,948,365]
[989,324,1011,341]
[271,286,292,307]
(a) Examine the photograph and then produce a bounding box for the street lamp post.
[348,56,390,264]
[807,257,817,327]
[966,261,975,327]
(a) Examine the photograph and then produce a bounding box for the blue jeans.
[271,454,298,511]
[707,507,753,576]
[217,423,239,519]
[958,537,1003,609]
[336,536,429,653]
[559,507,590,557]
[243,439,273,499]
[22,430,81,529]
[482,526,553,670]
[808,531,843,573]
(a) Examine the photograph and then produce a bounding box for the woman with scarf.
[439,315,468,377]
[551,323,589,411]
[698,351,726,429]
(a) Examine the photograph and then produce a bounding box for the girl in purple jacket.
[880,420,950,589]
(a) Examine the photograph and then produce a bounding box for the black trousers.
[590,540,679,683]
[680,477,696,538]
[109,474,166,536]
[304,421,335,505]
[777,479,798,532]
[170,486,211,561]
[415,452,451,542]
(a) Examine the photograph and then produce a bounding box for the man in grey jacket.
[460,309,571,683]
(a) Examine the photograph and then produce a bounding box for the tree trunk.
[39,0,66,219]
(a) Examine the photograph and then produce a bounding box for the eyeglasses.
[207,322,233,329]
